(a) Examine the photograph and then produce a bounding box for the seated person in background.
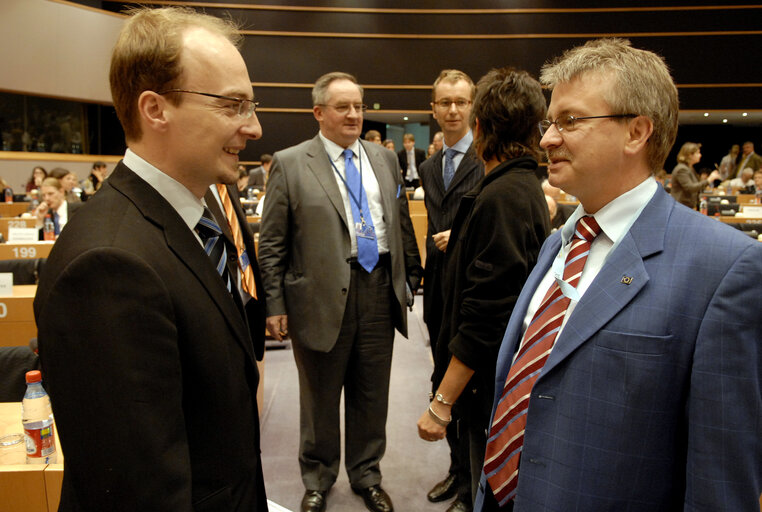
[752,170,762,194]
[247,154,271,191]
[729,167,754,190]
[34,177,82,239]
[48,167,82,203]
[383,139,395,152]
[81,161,108,200]
[25,166,47,195]
[236,166,249,199]
[654,169,671,192]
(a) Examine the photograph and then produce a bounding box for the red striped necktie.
[483,215,601,506]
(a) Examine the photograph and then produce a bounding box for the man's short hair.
[41,177,62,191]
[312,72,362,106]
[403,133,415,142]
[431,69,476,102]
[92,161,106,170]
[48,167,72,180]
[540,38,678,173]
[364,130,381,142]
[470,67,547,163]
[109,7,242,143]
[260,154,273,164]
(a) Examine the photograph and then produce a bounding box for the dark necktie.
[443,148,457,190]
[343,149,379,272]
[195,207,231,291]
[483,216,601,506]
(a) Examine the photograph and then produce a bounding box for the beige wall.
[0,0,122,104]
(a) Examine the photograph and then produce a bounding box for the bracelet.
[428,404,451,426]
[434,393,453,406]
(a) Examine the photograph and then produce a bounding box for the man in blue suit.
[475,38,762,511]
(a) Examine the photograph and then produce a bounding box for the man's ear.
[624,115,653,156]
[313,105,323,123]
[137,91,170,133]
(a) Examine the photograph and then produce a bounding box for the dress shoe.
[352,484,394,512]
[301,489,327,512]
[446,498,472,512]
[427,473,458,502]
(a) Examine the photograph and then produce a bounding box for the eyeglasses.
[157,89,259,119]
[316,103,368,115]
[538,114,637,136]
[433,99,472,110]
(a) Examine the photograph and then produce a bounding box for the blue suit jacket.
[475,187,762,511]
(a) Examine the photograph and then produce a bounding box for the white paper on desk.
[0,272,12,296]
[7,227,37,242]
[741,205,762,217]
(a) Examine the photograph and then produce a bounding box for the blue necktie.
[443,148,457,190]
[52,212,60,235]
[343,149,379,273]
[196,207,232,291]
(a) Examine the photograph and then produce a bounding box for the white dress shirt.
[519,177,658,346]
[319,132,389,256]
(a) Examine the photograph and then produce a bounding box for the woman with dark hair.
[670,142,719,209]
[417,67,551,502]
[48,167,82,203]
[25,166,47,194]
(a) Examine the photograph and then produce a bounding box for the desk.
[0,217,37,240]
[0,402,63,512]
[0,285,37,347]
[717,216,762,224]
[0,203,31,217]
[0,242,54,260]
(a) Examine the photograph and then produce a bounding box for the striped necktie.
[483,216,601,506]
[216,184,257,299]
[443,148,457,190]
[196,207,232,292]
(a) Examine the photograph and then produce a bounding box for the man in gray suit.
[259,72,422,512]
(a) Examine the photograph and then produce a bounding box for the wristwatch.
[433,392,453,406]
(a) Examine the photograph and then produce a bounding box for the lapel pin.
[621,275,633,285]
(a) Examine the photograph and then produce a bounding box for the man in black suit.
[33,7,268,511]
[418,69,484,512]
[397,133,426,188]
[34,177,82,239]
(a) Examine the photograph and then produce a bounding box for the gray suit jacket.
[259,135,421,352]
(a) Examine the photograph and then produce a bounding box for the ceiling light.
[703,113,709,117]
[403,116,409,121]
[742,112,748,117]
[722,119,728,123]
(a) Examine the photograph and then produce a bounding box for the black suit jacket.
[418,145,484,347]
[34,162,267,511]
[398,147,427,187]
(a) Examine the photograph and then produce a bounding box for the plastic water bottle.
[699,196,707,215]
[43,214,55,241]
[4,187,12,204]
[22,371,57,464]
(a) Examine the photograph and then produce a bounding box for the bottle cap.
[25,370,42,384]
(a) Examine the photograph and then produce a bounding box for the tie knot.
[343,149,354,161]
[196,207,222,242]
[445,148,458,160]
[574,215,601,243]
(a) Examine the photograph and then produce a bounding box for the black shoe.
[352,484,394,512]
[446,498,472,512]
[301,490,327,512]
[427,473,458,503]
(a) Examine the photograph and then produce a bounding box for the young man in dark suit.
[34,7,268,511]
[418,69,484,512]
[397,133,426,188]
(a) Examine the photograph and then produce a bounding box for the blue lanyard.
[330,147,366,223]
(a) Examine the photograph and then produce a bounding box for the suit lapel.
[428,149,446,198]
[305,136,350,231]
[541,188,670,376]
[109,164,255,363]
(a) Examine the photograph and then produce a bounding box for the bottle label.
[24,423,56,458]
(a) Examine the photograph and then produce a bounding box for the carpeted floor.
[260,302,457,512]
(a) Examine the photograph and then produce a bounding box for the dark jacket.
[434,156,550,417]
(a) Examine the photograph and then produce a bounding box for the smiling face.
[432,79,473,145]
[541,73,635,213]
[313,79,363,148]
[163,27,262,195]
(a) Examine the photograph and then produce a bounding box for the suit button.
[341,288,348,295]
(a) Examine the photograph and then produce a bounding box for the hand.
[433,230,451,252]
[417,402,449,442]
[707,170,721,183]
[35,201,49,221]
[266,315,288,341]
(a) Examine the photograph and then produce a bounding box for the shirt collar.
[562,176,658,247]
[319,132,361,163]
[443,130,473,155]
[123,148,204,231]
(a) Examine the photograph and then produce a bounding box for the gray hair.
[540,38,678,172]
[312,72,363,105]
